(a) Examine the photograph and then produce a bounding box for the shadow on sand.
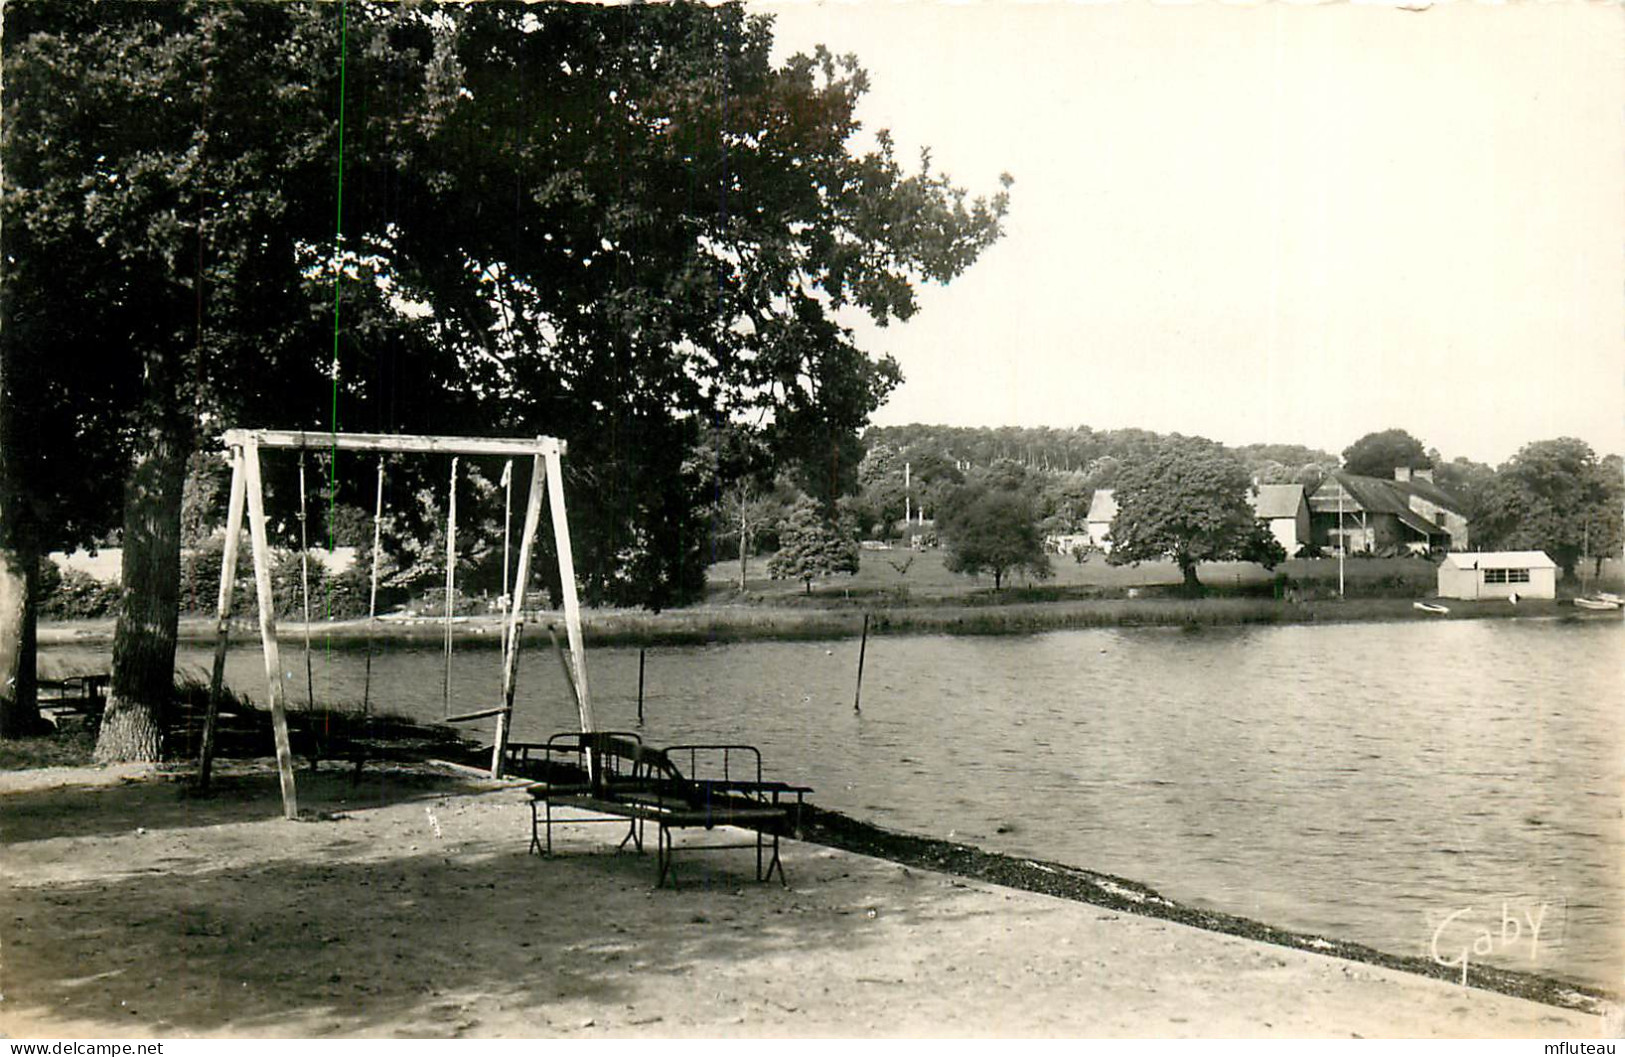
[1,770,862,1037]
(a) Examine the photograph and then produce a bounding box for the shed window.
[1483,568,1531,584]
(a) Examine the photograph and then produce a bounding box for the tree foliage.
[1590,455,1625,578]
[1475,438,1617,580]
[767,495,858,593]
[1427,452,1497,523]
[1341,429,1431,479]
[3,1,1009,748]
[848,440,963,538]
[3,1,366,748]
[1105,437,1285,591]
[864,424,1166,476]
[939,462,1052,590]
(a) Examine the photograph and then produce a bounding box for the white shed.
[1436,551,1557,600]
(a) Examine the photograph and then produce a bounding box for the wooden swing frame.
[196,430,596,819]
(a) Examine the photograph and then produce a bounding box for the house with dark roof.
[1308,468,1469,555]
[1247,483,1310,555]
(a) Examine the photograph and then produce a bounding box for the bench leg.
[617,816,643,854]
[656,823,677,889]
[528,800,542,856]
[763,830,786,887]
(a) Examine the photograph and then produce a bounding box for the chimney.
[1415,468,1434,483]
[1393,467,1412,483]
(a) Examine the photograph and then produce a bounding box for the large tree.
[768,495,859,594]
[4,2,1009,753]
[1341,429,1432,479]
[393,6,1008,603]
[1474,438,1617,581]
[3,2,473,756]
[939,467,1052,591]
[1106,436,1286,592]
[0,283,126,735]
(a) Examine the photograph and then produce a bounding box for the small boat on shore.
[1573,597,1621,612]
[1597,592,1624,605]
[1413,601,1450,614]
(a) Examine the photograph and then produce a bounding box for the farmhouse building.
[1079,483,1312,557]
[1308,469,1469,555]
[1436,551,1557,600]
[1085,489,1118,553]
[1247,483,1310,556]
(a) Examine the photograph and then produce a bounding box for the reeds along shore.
[49,591,1599,653]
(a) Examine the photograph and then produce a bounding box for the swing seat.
[445,706,510,723]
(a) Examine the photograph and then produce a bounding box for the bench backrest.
[664,744,763,787]
[543,730,685,794]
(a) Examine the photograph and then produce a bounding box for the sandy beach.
[0,760,1612,1039]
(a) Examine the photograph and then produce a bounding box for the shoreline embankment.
[37,594,1616,652]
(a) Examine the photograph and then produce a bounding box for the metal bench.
[517,733,812,887]
[38,674,109,724]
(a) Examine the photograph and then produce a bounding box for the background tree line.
[838,425,1620,591]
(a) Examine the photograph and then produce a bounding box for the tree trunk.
[0,349,46,738]
[1180,560,1203,596]
[737,510,749,594]
[993,569,1002,591]
[95,425,188,763]
[0,544,46,737]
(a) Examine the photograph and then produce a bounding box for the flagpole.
[1338,479,1345,599]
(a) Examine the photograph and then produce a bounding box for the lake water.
[44,617,1624,988]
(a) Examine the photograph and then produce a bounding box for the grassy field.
[709,548,1625,604]
[706,547,1578,604]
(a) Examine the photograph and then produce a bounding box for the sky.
[752,0,1624,467]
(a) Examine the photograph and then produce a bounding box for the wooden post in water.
[853,613,869,712]
[637,647,646,725]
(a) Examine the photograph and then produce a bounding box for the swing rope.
[296,451,315,713]
[361,457,384,718]
[442,456,459,720]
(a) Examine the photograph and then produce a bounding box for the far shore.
[37,592,1617,653]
